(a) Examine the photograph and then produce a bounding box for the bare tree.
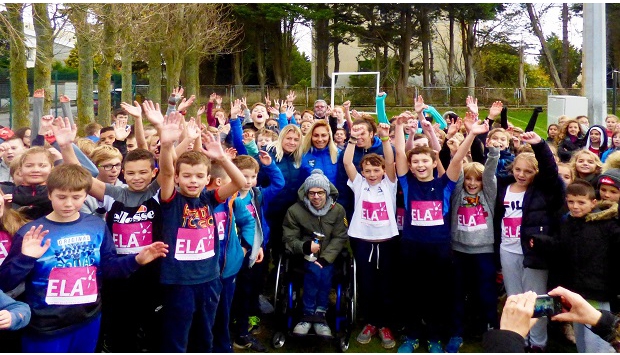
[526,3,567,94]
[1,4,29,128]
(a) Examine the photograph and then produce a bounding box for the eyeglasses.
[98,163,122,171]
[307,191,326,197]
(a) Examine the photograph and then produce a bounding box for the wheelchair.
[270,248,357,352]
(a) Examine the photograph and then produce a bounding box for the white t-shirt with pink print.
[347,173,399,240]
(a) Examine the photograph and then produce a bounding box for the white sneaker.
[293,321,311,335]
[313,322,333,337]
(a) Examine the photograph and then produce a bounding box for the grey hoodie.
[450,146,499,254]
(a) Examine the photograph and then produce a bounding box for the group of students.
[0,86,620,354]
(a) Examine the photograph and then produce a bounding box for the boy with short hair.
[206,161,256,353]
[150,104,246,352]
[256,129,278,150]
[231,153,284,350]
[85,122,102,143]
[530,180,620,353]
[394,112,489,353]
[598,169,620,203]
[0,164,168,352]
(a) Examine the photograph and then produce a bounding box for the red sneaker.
[356,324,377,344]
[379,327,396,349]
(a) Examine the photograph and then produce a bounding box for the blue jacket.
[214,195,255,278]
[301,146,339,183]
[602,147,619,163]
[0,289,30,331]
[335,136,387,220]
[229,117,249,156]
[262,149,304,219]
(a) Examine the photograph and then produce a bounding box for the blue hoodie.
[213,195,255,278]
[263,148,304,218]
[301,146,339,183]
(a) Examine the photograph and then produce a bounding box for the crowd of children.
[2,86,620,354]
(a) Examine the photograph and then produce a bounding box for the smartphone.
[532,295,562,318]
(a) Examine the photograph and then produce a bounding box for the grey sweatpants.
[500,249,548,348]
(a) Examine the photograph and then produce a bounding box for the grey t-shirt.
[105,180,160,207]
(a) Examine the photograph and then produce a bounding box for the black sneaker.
[233,334,267,352]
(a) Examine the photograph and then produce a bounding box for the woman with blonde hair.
[300,120,340,182]
[264,124,305,256]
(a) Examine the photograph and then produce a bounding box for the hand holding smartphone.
[532,295,563,318]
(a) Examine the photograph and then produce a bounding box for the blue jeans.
[302,261,334,316]
[212,275,236,353]
[22,314,101,353]
[161,278,222,352]
[452,251,497,337]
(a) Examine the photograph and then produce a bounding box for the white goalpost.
[330,72,381,115]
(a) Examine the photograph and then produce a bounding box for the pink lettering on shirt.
[174,226,215,261]
[457,205,488,232]
[502,217,522,239]
[361,201,389,223]
[410,201,444,226]
[396,207,405,230]
[46,266,98,305]
[0,231,11,266]
[112,222,153,254]
[246,204,257,218]
[214,211,227,241]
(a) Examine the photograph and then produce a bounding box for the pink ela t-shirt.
[501,187,525,254]
[456,195,489,232]
[0,230,11,266]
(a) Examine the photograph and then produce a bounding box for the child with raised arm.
[449,134,501,350]
[344,122,398,349]
[394,111,489,353]
[153,107,246,352]
[0,163,168,352]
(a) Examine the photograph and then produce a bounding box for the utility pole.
[582,3,607,125]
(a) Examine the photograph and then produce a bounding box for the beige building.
[312,19,465,88]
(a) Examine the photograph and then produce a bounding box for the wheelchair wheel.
[350,257,357,322]
[338,336,349,352]
[273,254,284,311]
[272,331,286,349]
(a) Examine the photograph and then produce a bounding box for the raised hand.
[258,150,272,166]
[21,225,51,259]
[230,99,242,118]
[59,95,70,103]
[51,116,77,147]
[219,124,231,135]
[177,94,196,112]
[469,119,489,135]
[420,119,432,130]
[447,118,462,136]
[377,122,390,138]
[264,94,271,107]
[240,97,247,111]
[120,101,142,118]
[466,95,479,115]
[135,241,169,265]
[225,147,238,160]
[414,95,427,114]
[342,100,351,113]
[209,93,217,102]
[171,86,184,100]
[197,104,206,117]
[489,101,503,119]
[113,116,130,141]
[325,104,332,117]
[159,112,184,146]
[463,111,479,133]
[39,115,55,135]
[286,90,296,104]
[520,131,542,145]
[286,104,295,119]
[215,95,223,107]
[280,100,288,113]
[185,117,200,141]
[350,109,361,120]
[273,99,280,111]
[201,130,226,161]
[0,143,7,159]
[33,89,44,98]
[47,147,63,162]
[350,124,363,139]
[267,106,279,116]
[142,100,164,129]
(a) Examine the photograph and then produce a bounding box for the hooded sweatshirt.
[585,124,609,159]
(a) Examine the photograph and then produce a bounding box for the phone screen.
[532,295,562,318]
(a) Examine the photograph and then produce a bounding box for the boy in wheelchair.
[282,169,349,337]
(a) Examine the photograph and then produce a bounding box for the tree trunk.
[333,40,340,85]
[448,12,455,87]
[164,49,183,93]
[561,3,570,88]
[32,3,53,114]
[254,32,266,98]
[314,16,330,87]
[519,43,527,104]
[429,36,436,86]
[398,7,413,105]
[460,19,476,96]
[97,4,115,126]
[121,29,133,105]
[184,49,200,118]
[526,4,567,94]
[232,51,244,96]
[419,7,430,87]
[6,4,29,129]
[147,44,162,105]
